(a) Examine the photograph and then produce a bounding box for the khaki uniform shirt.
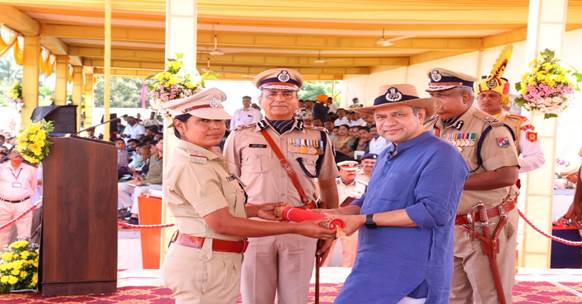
[223,119,338,207]
[164,139,247,241]
[428,106,519,214]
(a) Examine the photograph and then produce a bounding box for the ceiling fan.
[313,51,344,64]
[376,28,415,46]
[208,33,224,56]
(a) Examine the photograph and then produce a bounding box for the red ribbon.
[280,207,344,229]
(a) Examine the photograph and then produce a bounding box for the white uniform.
[230,108,262,130]
[329,177,366,267]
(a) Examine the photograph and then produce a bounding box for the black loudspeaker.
[31,105,77,134]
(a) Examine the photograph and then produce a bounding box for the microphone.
[75,117,122,135]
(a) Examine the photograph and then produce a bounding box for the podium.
[40,136,117,296]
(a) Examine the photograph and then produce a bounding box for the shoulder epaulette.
[506,113,528,122]
[424,115,438,126]
[233,123,256,132]
[304,125,327,133]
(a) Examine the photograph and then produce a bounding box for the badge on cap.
[277,70,291,82]
[486,78,498,89]
[430,70,442,82]
[209,97,221,109]
[385,87,403,102]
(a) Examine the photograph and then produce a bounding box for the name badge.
[11,182,23,189]
[249,144,267,149]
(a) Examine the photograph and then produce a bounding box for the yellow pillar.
[520,0,568,269]
[83,67,95,129]
[161,0,198,257]
[21,36,40,128]
[72,66,83,131]
[103,0,112,141]
[54,55,68,106]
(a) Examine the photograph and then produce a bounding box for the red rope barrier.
[518,208,582,247]
[117,220,175,229]
[0,200,42,232]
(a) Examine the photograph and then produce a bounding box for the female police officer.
[161,87,336,304]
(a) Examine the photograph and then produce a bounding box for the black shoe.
[117,208,131,219]
[127,217,138,225]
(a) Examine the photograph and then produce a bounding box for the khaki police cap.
[162,87,230,120]
[356,84,439,117]
[254,68,304,91]
[425,68,477,92]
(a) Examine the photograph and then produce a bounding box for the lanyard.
[9,167,23,181]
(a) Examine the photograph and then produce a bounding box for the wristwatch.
[364,213,377,229]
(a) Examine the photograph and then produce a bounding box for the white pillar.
[161,0,198,258]
[520,0,568,269]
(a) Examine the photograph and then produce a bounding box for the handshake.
[250,202,346,234]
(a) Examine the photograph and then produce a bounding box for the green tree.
[0,55,22,107]
[94,76,145,108]
[299,80,342,104]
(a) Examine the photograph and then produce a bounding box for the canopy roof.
[1,0,582,79]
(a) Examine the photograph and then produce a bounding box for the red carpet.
[0,281,579,303]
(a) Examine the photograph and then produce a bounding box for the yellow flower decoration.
[8,276,18,285]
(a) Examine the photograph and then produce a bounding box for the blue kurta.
[334,131,468,304]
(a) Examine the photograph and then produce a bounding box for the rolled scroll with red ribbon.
[278,206,345,230]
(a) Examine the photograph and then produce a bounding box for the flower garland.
[515,49,582,119]
[15,120,54,164]
[146,53,217,111]
[0,240,39,293]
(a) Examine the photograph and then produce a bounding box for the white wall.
[343,28,582,162]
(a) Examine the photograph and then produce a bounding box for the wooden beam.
[409,50,472,66]
[40,36,68,55]
[92,64,369,76]
[93,68,349,80]
[42,24,483,51]
[69,56,83,66]
[0,5,39,36]
[70,46,409,67]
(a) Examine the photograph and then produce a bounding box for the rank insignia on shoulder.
[496,137,511,148]
[190,153,208,164]
[234,124,256,131]
[526,131,538,142]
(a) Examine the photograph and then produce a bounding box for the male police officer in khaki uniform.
[475,45,545,173]
[425,68,519,304]
[223,68,339,304]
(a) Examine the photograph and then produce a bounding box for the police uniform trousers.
[449,211,518,304]
[0,198,33,249]
[162,241,242,304]
[241,234,317,304]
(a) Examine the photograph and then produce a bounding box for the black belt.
[0,196,31,204]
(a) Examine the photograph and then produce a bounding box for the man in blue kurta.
[325,84,468,304]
